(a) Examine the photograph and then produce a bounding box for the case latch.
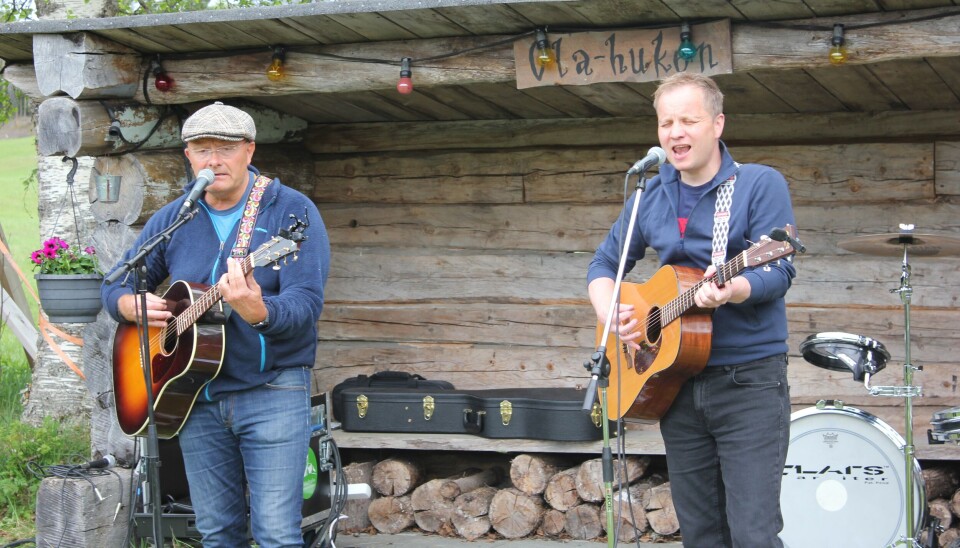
[356,394,368,419]
[500,400,513,426]
[423,395,435,420]
[590,401,602,427]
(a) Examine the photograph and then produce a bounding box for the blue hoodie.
[587,142,796,366]
[102,166,330,400]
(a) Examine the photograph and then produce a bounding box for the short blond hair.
[653,73,724,118]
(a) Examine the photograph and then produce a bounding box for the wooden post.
[35,466,135,547]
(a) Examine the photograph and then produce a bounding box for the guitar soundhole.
[633,309,661,373]
[160,322,178,355]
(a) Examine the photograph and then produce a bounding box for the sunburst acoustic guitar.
[112,229,304,439]
[597,225,800,423]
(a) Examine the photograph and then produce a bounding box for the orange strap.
[0,238,86,379]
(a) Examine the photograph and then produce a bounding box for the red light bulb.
[154,67,173,92]
[397,57,413,95]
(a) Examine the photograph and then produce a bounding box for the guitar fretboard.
[171,254,257,337]
[659,252,748,327]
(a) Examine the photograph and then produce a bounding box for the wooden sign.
[515,20,732,89]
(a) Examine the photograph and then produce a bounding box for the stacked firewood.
[349,453,678,542]
[922,465,960,546]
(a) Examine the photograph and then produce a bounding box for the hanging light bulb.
[153,63,173,92]
[829,24,848,65]
[678,22,697,61]
[397,57,413,95]
[534,29,556,69]
[267,47,286,81]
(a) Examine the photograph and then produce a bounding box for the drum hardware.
[928,407,960,445]
[822,224,958,547]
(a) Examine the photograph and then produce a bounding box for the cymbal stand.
[865,232,924,547]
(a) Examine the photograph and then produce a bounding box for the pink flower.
[30,250,44,265]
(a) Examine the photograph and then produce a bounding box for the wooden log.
[1,63,43,100]
[338,460,377,533]
[544,466,582,512]
[38,98,309,158]
[929,498,954,531]
[411,477,457,533]
[35,467,134,547]
[451,485,498,541]
[563,503,603,540]
[35,0,117,20]
[509,454,566,496]
[438,467,501,500]
[603,478,666,543]
[90,151,187,226]
[644,482,680,536]
[924,466,960,501]
[940,527,960,548]
[950,488,960,518]
[33,33,141,99]
[540,508,566,537]
[576,455,651,503]
[367,495,414,534]
[371,457,423,497]
[489,487,544,539]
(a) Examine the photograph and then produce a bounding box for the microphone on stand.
[626,146,667,175]
[177,168,215,217]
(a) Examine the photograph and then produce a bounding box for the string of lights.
[136,8,960,97]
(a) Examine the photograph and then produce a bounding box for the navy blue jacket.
[587,142,796,366]
[102,166,330,400]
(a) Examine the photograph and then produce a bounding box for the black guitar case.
[336,385,610,441]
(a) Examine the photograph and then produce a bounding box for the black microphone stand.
[105,209,199,546]
[583,169,651,548]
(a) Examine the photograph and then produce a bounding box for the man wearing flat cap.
[102,102,330,547]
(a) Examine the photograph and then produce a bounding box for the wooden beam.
[36,98,308,157]
[132,36,517,105]
[33,33,141,99]
[0,63,43,100]
[305,110,960,153]
[0,286,38,363]
[733,7,960,72]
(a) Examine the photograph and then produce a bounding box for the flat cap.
[182,101,256,142]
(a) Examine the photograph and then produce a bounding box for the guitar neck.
[661,253,747,326]
[173,255,255,336]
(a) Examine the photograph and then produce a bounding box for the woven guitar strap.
[230,174,273,258]
[710,164,740,284]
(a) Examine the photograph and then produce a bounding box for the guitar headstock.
[744,224,800,267]
[251,236,300,270]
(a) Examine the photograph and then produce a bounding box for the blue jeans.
[179,367,311,548]
[660,354,790,548]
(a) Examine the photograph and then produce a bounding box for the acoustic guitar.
[112,230,304,438]
[596,225,799,422]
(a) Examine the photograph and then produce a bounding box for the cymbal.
[838,232,960,257]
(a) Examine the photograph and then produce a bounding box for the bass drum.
[780,404,925,548]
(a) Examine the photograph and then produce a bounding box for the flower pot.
[35,273,104,323]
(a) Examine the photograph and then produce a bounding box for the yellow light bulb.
[534,29,555,69]
[267,57,284,81]
[829,45,847,65]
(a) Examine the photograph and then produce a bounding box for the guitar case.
[331,371,455,421]
[336,386,610,441]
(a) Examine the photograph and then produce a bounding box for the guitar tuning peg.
[272,262,281,271]
[292,252,299,261]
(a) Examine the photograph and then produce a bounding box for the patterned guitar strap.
[230,174,274,258]
[710,163,740,285]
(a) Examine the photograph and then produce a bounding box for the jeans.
[179,367,311,548]
[660,354,790,548]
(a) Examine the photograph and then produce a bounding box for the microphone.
[770,227,807,254]
[626,147,667,175]
[80,454,117,470]
[177,168,215,217]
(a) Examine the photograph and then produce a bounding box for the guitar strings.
[643,254,743,332]
[135,244,270,364]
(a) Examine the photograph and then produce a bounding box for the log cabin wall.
[306,114,960,459]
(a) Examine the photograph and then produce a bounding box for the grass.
[0,134,91,544]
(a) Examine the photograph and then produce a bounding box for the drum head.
[799,332,890,381]
[780,405,925,548]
